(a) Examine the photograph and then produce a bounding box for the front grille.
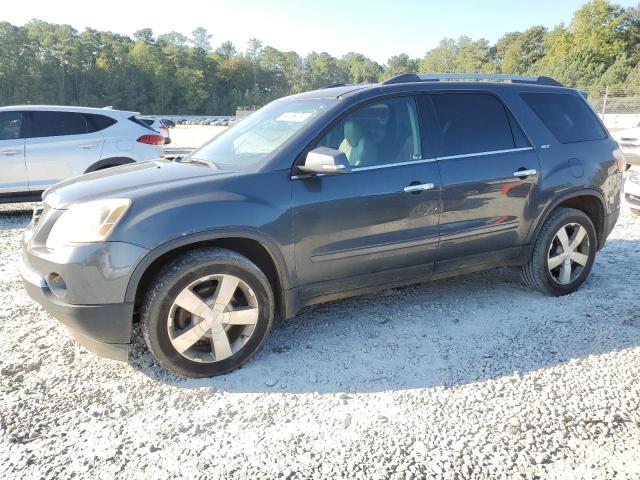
[32,202,49,226]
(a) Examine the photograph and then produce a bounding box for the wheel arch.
[530,189,606,249]
[85,157,136,173]
[125,230,291,318]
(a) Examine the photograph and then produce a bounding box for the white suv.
[0,105,164,203]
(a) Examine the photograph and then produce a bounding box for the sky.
[4,0,638,64]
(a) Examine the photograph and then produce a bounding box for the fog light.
[47,273,67,298]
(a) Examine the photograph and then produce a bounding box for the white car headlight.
[46,199,131,249]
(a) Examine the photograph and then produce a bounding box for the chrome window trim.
[291,157,436,179]
[436,146,533,161]
[290,147,534,180]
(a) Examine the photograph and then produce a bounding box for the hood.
[44,159,235,209]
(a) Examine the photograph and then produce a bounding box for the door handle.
[513,169,537,178]
[0,149,21,156]
[403,183,434,193]
[79,144,98,149]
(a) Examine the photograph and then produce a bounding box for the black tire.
[521,207,597,296]
[141,248,274,377]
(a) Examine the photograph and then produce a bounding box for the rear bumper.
[21,263,133,361]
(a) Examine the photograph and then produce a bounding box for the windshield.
[186,98,334,168]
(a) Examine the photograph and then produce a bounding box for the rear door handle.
[0,149,21,156]
[79,144,98,149]
[403,183,434,193]
[513,169,537,178]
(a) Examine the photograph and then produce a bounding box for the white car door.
[24,111,105,191]
[0,111,28,194]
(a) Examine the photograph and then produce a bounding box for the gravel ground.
[1,202,640,479]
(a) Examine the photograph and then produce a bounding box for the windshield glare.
[188,99,334,168]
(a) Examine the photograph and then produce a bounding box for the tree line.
[0,0,638,115]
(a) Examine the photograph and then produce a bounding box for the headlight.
[46,199,131,249]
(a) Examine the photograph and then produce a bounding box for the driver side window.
[316,96,422,168]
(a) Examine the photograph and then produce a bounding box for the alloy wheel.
[547,223,590,285]
[167,274,259,363]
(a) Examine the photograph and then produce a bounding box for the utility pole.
[601,85,609,120]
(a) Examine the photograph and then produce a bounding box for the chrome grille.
[32,202,49,226]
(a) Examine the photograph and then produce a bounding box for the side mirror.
[297,147,351,175]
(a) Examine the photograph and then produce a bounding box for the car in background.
[623,166,640,215]
[0,105,165,203]
[612,122,640,169]
[138,117,171,145]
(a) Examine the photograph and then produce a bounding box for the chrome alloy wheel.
[167,274,259,363]
[547,223,590,285]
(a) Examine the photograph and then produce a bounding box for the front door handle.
[513,169,537,178]
[79,144,98,149]
[0,149,21,156]
[403,182,434,193]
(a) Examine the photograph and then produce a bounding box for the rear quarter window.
[84,113,117,132]
[520,92,607,144]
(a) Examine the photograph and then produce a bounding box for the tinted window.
[85,113,117,132]
[317,96,422,168]
[0,112,22,140]
[507,110,530,148]
[140,119,155,126]
[29,111,88,138]
[430,93,515,157]
[521,92,607,143]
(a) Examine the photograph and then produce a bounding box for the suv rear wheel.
[141,248,274,377]
[521,207,597,296]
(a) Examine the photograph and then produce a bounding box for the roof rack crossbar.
[382,73,563,87]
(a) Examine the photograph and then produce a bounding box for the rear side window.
[129,116,156,131]
[28,111,88,138]
[521,92,607,143]
[429,93,516,157]
[84,113,117,132]
[0,112,22,140]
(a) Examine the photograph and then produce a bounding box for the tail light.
[137,134,165,145]
[613,148,626,172]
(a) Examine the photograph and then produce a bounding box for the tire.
[141,248,274,377]
[521,207,597,296]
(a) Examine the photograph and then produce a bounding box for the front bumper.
[21,218,148,361]
[21,265,133,361]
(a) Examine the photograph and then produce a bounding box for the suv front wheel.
[521,207,597,296]
[141,248,274,377]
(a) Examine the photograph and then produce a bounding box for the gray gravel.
[1,202,640,479]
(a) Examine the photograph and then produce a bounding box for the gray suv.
[21,73,623,377]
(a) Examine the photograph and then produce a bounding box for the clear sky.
[4,0,638,63]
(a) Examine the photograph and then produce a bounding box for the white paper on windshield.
[276,112,312,122]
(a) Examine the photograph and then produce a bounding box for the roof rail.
[322,82,350,89]
[382,73,563,87]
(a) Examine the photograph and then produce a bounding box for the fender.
[527,187,606,246]
[85,157,136,173]
[123,227,292,304]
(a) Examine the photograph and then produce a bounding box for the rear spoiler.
[102,106,140,118]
